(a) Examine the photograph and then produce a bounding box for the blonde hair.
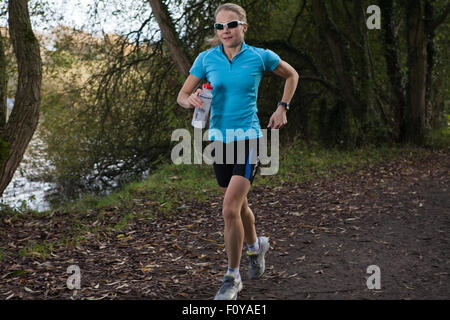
[207,3,247,47]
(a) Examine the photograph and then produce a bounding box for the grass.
[254,141,422,187]
[55,160,220,214]
[3,135,448,219]
[19,241,55,260]
[425,117,450,149]
[53,140,440,215]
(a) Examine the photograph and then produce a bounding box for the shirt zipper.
[223,50,243,71]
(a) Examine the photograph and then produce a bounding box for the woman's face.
[215,10,247,49]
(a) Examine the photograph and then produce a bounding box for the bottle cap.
[203,82,213,90]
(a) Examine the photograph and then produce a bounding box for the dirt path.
[0,148,448,300]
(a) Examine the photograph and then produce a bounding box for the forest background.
[0,0,448,207]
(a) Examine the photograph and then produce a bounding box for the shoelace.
[219,277,235,293]
[249,254,260,268]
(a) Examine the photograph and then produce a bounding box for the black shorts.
[211,139,260,188]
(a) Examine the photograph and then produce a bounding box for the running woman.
[177,3,298,300]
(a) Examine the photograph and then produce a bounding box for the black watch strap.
[278,101,290,110]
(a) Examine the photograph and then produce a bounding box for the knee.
[222,205,240,221]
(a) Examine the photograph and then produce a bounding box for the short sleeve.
[262,49,280,71]
[189,52,206,79]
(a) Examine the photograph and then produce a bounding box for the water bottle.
[192,82,213,129]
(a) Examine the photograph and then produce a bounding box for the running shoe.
[214,274,243,300]
[247,236,270,280]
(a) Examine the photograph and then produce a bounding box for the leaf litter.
[0,149,449,299]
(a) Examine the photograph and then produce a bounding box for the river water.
[1,101,152,212]
[1,100,58,212]
[1,136,58,212]
[0,136,151,213]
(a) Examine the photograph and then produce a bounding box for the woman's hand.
[187,88,204,108]
[267,105,287,129]
[267,59,298,129]
[177,74,204,109]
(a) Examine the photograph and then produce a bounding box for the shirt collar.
[218,41,249,56]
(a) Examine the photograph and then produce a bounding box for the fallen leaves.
[0,149,448,300]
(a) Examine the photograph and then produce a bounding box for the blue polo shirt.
[189,42,280,143]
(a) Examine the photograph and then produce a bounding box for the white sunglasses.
[214,20,246,30]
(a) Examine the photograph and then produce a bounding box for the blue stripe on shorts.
[245,148,254,179]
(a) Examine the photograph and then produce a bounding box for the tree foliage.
[36,0,449,198]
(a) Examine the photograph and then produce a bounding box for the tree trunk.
[381,0,407,142]
[427,1,450,127]
[312,0,359,111]
[405,0,427,144]
[0,34,7,132]
[353,0,369,119]
[0,0,42,196]
[424,0,434,128]
[311,0,368,144]
[148,0,192,75]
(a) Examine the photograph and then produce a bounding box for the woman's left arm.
[267,60,299,129]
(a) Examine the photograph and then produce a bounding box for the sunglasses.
[214,20,246,30]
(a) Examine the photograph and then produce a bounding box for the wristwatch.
[278,101,290,111]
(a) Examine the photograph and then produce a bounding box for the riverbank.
[49,142,431,214]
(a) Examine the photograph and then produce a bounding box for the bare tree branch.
[147,0,192,75]
[287,0,306,44]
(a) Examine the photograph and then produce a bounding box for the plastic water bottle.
[192,82,213,129]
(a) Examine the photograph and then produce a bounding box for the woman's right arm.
[177,74,204,109]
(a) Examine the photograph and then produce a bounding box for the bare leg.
[220,186,257,253]
[221,175,251,269]
[240,196,257,246]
